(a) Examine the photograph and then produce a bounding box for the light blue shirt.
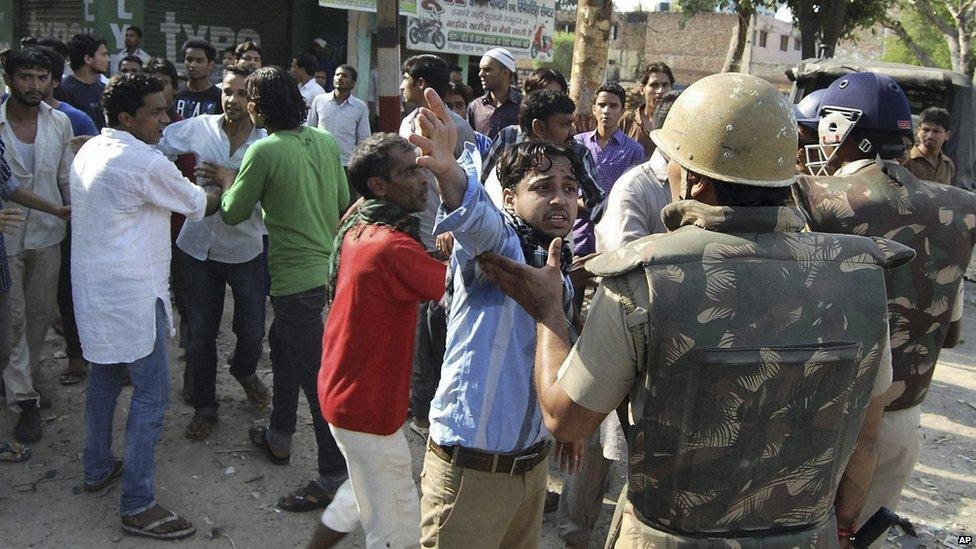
[429,145,571,453]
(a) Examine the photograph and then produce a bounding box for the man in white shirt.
[306,64,370,167]
[109,26,151,76]
[290,52,326,107]
[72,73,229,541]
[157,64,269,440]
[0,49,73,442]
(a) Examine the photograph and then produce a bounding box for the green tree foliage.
[533,30,575,78]
[883,7,952,69]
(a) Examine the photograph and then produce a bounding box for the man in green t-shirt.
[214,66,350,512]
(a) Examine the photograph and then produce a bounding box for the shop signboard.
[406,0,554,61]
[318,0,417,17]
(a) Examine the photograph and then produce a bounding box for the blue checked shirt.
[0,135,21,292]
[429,144,573,453]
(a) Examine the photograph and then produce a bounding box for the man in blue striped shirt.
[410,88,581,548]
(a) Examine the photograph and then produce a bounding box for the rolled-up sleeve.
[140,156,207,221]
[557,276,642,414]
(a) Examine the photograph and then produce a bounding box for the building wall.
[605,11,801,87]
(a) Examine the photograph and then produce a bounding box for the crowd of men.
[0,23,971,549]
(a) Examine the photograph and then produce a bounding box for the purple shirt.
[467,87,522,140]
[572,129,647,255]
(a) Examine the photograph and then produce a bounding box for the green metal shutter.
[18,0,85,43]
[142,0,293,71]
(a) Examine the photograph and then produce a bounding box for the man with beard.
[417,88,582,547]
[55,33,110,129]
[157,64,270,440]
[468,48,521,139]
[0,48,73,442]
[175,39,221,118]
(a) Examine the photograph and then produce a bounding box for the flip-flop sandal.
[121,507,196,541]
[0,441,31,463]
[59,369,87,386]
[278,480,333,512]
[83,459,124,494]
[248,426,290,465]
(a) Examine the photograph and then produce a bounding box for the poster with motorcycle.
[407,0,554,61]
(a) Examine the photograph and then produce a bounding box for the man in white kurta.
[71,73,226,541]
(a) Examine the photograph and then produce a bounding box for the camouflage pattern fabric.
[588,200,913,544]
[794,161,976,410]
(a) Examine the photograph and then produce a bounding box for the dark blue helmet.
[817,72,912,134]
[793,88,825,129]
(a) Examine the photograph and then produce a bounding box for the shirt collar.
[835,158,879,176]
[0,100,54,126]
[662,199,807,234]
[909,144,948,164]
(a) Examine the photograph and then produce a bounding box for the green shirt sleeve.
[220,143,267,226]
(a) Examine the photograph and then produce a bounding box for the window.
[610,23,619,40]
[780,34,789,51]
[794,37,801,50]
[758,30,767,48]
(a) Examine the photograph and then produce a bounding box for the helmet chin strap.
[805,107,863,176]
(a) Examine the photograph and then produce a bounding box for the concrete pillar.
[377,0,401,132]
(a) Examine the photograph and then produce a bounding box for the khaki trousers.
[857,405,923,546]
[2,245,60,409]
[419,445,547,548]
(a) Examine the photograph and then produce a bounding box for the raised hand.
[407,87,466,210]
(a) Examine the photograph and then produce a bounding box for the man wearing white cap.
[468,48,521,139]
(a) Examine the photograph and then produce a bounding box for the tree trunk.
[882,18,938,67]
[569,0,612,132]
[722,4,755,72]
[818,0,849,58]
[795,0,820,58]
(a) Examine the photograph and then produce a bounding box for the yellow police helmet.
[650,72,797,187]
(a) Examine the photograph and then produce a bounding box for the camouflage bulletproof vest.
[589,200,913,544]
[795,162,976,410]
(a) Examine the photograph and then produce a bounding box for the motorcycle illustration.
[530,24,552,58]
[409,14,446,50]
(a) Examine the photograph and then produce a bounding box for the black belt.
[427,439,551,476]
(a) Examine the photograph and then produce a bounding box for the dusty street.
[1,283,974,548]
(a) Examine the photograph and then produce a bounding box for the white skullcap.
[313,38,328,48]
[482,48,516,73]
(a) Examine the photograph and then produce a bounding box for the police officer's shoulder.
[585,228,695,278]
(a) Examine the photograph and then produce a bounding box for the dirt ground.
[1,283,974,548]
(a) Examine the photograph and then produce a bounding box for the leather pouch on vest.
[631,341,872,539]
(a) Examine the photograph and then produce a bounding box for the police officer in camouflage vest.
[793,72,976,540]
[477,73,914,548]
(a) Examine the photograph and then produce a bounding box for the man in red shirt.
[310,132,447,548]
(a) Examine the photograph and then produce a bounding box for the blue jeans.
[185,254,266,415]
[83,298,169,516]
